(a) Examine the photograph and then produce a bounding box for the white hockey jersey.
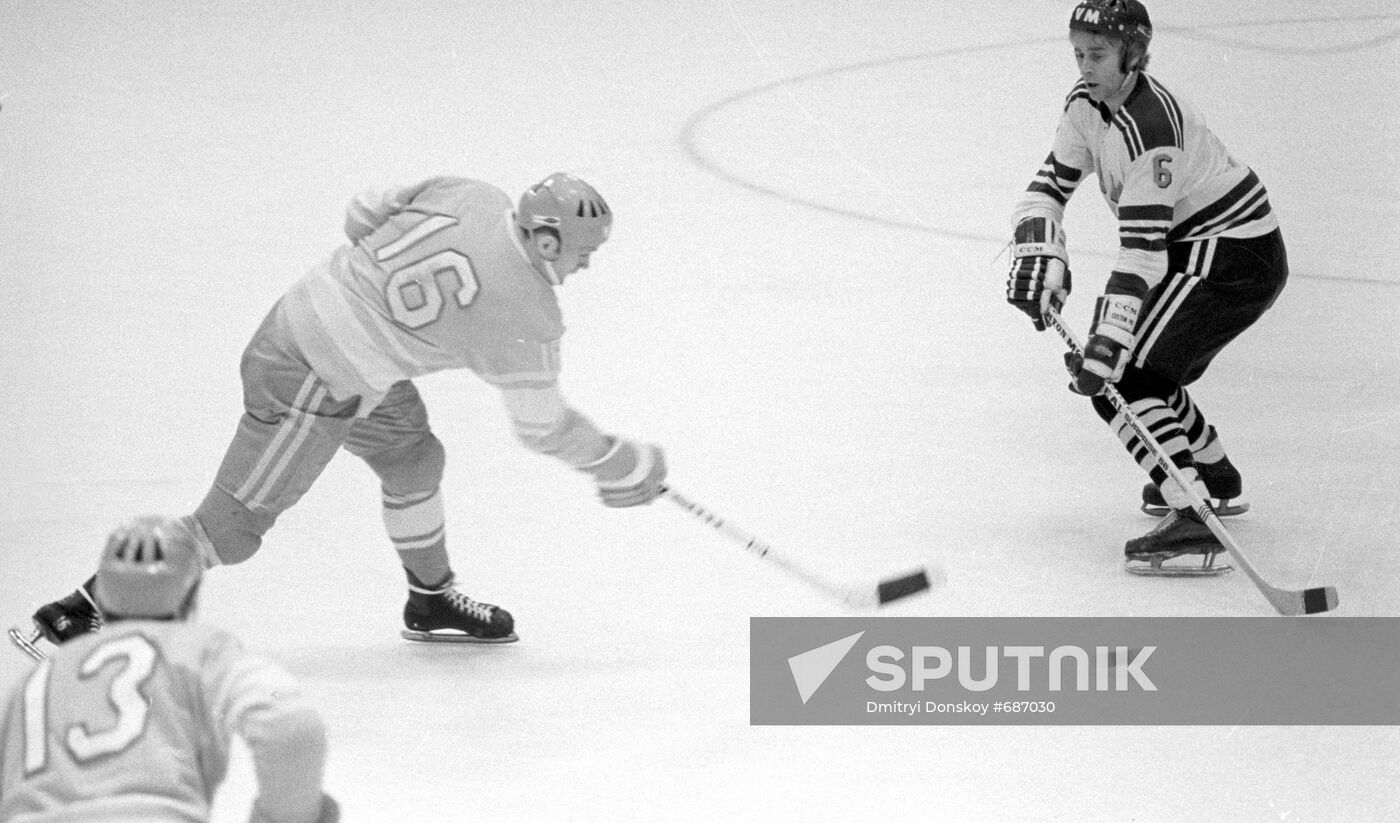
[1014,72,1279,296]
[0,622,327,823]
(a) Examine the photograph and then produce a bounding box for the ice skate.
[11,577,104,660]
[1124,508,1233,577]
[1141,456,1249,517]
[401,572,517,644]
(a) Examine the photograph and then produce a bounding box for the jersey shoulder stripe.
[1063,80,1093,112]
[1113,74,1184,160]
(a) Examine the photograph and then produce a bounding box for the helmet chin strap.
[542,260,562,285]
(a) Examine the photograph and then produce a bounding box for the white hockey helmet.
[94,515,203,619]
[516,173,612,261]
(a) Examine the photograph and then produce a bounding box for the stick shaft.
[660,487,873,607]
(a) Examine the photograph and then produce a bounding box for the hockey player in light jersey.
[26,173,666,647]
[1005,0,1288,574]
[0,516,338,823]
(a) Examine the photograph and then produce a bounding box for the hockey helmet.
[94,515,203,619]
[1070,0,1151,40]
[1070,0,1152,68]
[516,173,612,269]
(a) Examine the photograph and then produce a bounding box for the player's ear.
[533,230,561,262]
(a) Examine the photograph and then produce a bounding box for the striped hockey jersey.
[1014,72,1278,296]
[0,622,327,823]
[282,177,565,406]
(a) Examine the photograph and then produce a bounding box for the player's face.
[553,245,598,280]
[1071,31,1128,102]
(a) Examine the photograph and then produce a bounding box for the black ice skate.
[1141,456,1249,517]
[401,572,517,644]
[9,576,104,661]
[1124,508,1233,577]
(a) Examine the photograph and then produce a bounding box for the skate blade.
[8,626,47,661]
[400,629,519,645]
[1125,553,1234,577]
[1142,499,1250,518]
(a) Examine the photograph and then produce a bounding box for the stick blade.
[877,568,933,605]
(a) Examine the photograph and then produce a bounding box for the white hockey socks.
[382,487,451,586]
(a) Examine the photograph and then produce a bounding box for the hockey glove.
[1066,294,1140,396]
[1006,216,1071,331]
[582,438,668,508]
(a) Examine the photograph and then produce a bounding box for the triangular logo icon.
[788,631,864,704]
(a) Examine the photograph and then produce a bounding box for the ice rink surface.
[1,1,1397,820]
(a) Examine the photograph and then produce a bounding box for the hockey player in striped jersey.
[1,517,338,823]
[1005,0,1288,573]
[24,174,667,647]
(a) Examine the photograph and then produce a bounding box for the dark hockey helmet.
[1070,0,1152,70]
[94,515,203,619]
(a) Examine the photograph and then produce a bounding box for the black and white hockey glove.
[1007,216,1071,332]
[1065,294,1140,396]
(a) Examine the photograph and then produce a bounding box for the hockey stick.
[1044,308,1337,615]
[660,486,933,609]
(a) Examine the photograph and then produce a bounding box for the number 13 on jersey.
[22,634,158,776]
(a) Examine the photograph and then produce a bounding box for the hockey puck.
[877,568,932,605]
[1302,586,1338,615]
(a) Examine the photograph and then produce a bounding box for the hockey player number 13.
[373,213,480,329]
[21,634,159,775]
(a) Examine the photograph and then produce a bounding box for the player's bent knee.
[360,433,446,495]
[194,488,272,565]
